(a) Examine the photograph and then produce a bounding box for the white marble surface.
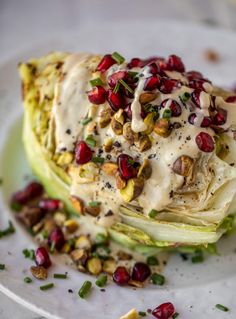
[1,0,236,318]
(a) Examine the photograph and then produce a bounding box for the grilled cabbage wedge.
[19,52,236,256]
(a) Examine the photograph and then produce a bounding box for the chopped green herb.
[173,313,179,319]
[90,77,104,87]
[88,201,101,207]
[10,202,22,212]
[40,230,49,240]
[150,273,165,285]
[95,275,107,287]
[0,178,3,185]
[24,277,32,283]
[147,255,159,266]
[113,81,120,94]
[191,251,204,263]
[148,209,158,218]
[93,245,111,260]
[0,221,15,238]
[85,135,96,147]
[0,264,5,270]
[81,117,92,125]
[22,249,35,260]
[95,233,107,244]
[215,304,229,312]
[40,283,54,291]
[53,273,67,279]
[119,79,134,94]
[78,280,92,299]
[128,71,139,78]
[180,92,191,102]
[50,241,55,254]
[162,109,172,119]
[127,158,135,166]
[92,156,105,164]
[112,51,125,65]
[138,311,147,317]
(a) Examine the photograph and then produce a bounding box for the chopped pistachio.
[116,173,127,190]
[70,249,88,266]
[137,159,152,180]
[123,122,139,144]
[144,112,156,135]
[30,266,47,280]
[101,162,118,175]
[138,135,152,152]
[64,219,79,233]
[139,92,158,104]
[120,178,144,202]
[75,235,92,250]
[99,108,114,128]
[86,257,102,275]
[103,258,116,275]
[70,196,84,215]
[172,155,194,177]
[154,118,171,138]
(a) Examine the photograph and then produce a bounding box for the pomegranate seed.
[108,71,128,88]
[75,141,93,165]
[117,154,138,180]
[39,199,61,212]
[167,54,185,72]
[186,70,203,81]
[88,86,107,105]
[195,132,214,152]
[131,262,151,282]
[12,182,44,205]
[35,247,51,268]
[96,54,116,72]
[156,58,169,71]
[113,266,130,285]
[191,89,202,108]
[159,78,180,94]
[189,79,207,91]
[226,95,236,103]
[144,75,160,91]
[201,116,212,127]
[148,62,160,75]
[152,302,175,319]
[213,108,227,125]
[161,99,182,117]
[48,227,65,250]
[127,58,144,69]
[188,113,197,125]
[107,89,125,111]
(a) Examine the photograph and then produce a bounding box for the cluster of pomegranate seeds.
[113,266,130,285]
[152,302,175,319]
[159,78,180,94]
[161,99,182,117]
[195,132,215,152]
[167,54,185,73]
[75,141,93,165]
[213,108,227,125]
[117,154,138,180]
[107,89,125,111]
[12,182,44,205]
[131,262,151,282]
[88,86,107,105]
[186,70,203,81]
[35,247,52,268]
[39,199,61,212]
[226,95,236,103]
[189,79,207,91]
[127,57,144,69]
[96,54,116,72]
[48,227,66,250]
[144,75,160,91]
[108,71,128,88]
[191,89,202,108]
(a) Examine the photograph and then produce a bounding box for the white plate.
[1,20,236,319]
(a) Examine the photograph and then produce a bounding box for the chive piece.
[215,304,229,312]
[119,79,134,94]
[0,178,3,185]
[173,313,179,319]
[112,52,125,65]
[0,264,5,270]
[92,156,105,164]
[150,273,165,285]
[10,202,22,212]
[128,71,139,78]
[0,221,15,238]
[113,81,120,94]
[180,92,191,102]
[50,241,55,254]
[147,256,159,266]
[95,233,107,244]
[40,283,54,291]
[88,201,101,207]
[95,275,107,288]
[191,251,204,264]
[85,135,96,147]
[162,109,172,119]
[138,311,147,317]
[22,249,35,261]
[78,280,92,299]
[24,277,32,283]
[41,230,48,239]
[148,209,158,218]
[81,117,92,125]
[53,273,67,279]
[90,78,104,87]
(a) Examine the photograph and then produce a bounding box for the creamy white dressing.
[52,53,234,228]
